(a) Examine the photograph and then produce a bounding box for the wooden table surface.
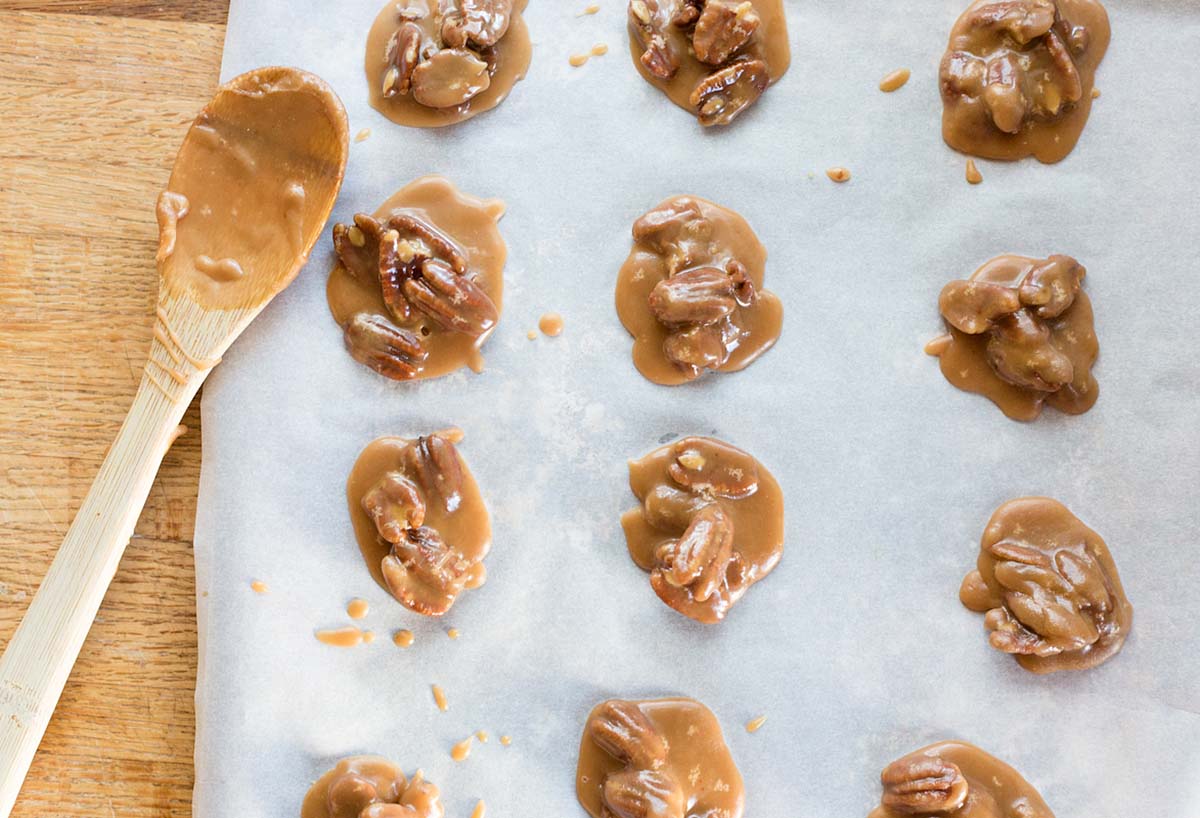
[0,2,229,814]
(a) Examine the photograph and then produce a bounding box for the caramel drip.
[878,68,911,92]
[826,166,851,182]
[155,306,221,369]
[250,580,268,594]
[475,730,489,742]
[499,735,512,746]
[447,628,460,640]
[347,598,369,619]
[450,736,473,762]
[538,313,564,337]
[432,684,448,712]
[745,715,767,733]
[966,158,983,184]
[393,629,415,648]
[470,800,486,818]
[355,128,371,143]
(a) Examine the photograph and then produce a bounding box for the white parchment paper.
[193,2,1200,816]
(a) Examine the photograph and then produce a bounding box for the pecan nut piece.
[648,266,739,326]
[1018,255,1084,319]
[880,755,969,815]
[601,769,685,818]
[344,313,429,381]
[588,700,670,769]
[403,434,465,513]
[411,48,491,109]
[984,537,1111,657]
[985,310,1073,392]
[965,0,1055,44]
[383,22,424,98]
[629,0,680,80]
[982,52,1027,134]
[333,214,384,283]
[363,471,427,544]
[671,0,702,28]
[382,526,471,616]
[327,772,385,818]
[693,0,760,66]
[655,504,734,592]
[938,280,1022,334]
[663,324,733,373]
[439,0,513,49]
[689,57,769,126]
[387,213,469,274]
[632,198,714,275]
[650,550,748,624]
[403,258,499,336]
[642,484,713,534]
[668,437,759,499]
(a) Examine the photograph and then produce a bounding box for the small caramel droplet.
[878,68,910,92]
[745,715,767,733]
[591,43,609,56]
[432,684,449,712]
[499,735,512,746]
[569,53,589,67]
[347,598,369,619]
[826,167,851,183]
[362,630,375,644]
[250,580,268,594]
[1091,87,1101,99]
[527,330,538,340]
[393,629,415,648]
[475,730,489,742]
[539,313,564,337]
[354,128,371,143]
[580,3,600,14]
[966,159,983,185]
[447,628,461,640]
[451,736,474,762]
[470,801,486,818]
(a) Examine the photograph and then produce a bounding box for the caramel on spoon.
[0,66,348,816]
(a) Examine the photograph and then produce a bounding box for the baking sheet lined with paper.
[193,2,1200,816]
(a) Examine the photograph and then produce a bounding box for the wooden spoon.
[0,66,349,815]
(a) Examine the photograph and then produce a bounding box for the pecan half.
[983,537,1111,657]
[655,504,733,590]
[982,52,1027,134]
[402,258,499,336]
[333,214,384,283]
[880,755,969,815]
[966,0,1055,44]
[363,471,427,544]
[403,434,465,513]
[327,772,384,818]
[344,313,429,381]
[601,769,685,818]
[411,48,491,109]
[693,0,759,66]
[939,279,1022,334]
[588,700,669,769]
[985,310,1074,392]
[1018,255,1084,319]
[648,266,739,326]
[387,213,469,274]
[650,550,748,624]
[689,57,769,126]
[671,0,702,28]
[1043,26,1082,104]
[629,0,680,80]
[667,437,759,499]
[440,0,513,49]
[663,324,732,373]
[632,198,713,275]
[382,526,471,616]
[383,22,424,98]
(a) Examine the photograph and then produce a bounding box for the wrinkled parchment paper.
[194,2,1200,816]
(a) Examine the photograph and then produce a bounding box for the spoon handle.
[0,369,200,817]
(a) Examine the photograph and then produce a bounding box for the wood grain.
[0,7,227,816]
